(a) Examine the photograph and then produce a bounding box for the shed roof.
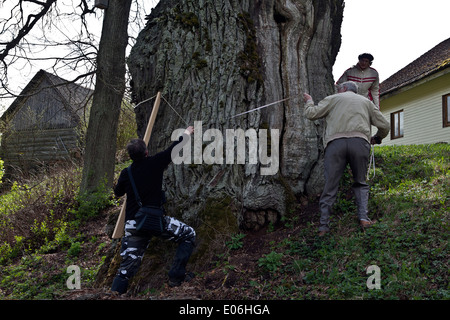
[380,38,450,96]
[1,69,93,122]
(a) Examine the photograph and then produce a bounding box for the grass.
[247,144,449,299]
[0,143,448,300]
[0,164,115,299]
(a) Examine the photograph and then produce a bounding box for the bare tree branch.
[0,0,57,63]
[0,0,102,99]
[0,0,156,102]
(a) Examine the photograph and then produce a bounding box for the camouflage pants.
[111,216,196,294]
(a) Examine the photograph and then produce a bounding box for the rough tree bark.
[127,0,344,230]
[80,0,133,193]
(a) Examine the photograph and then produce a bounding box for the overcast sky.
[333,0,450,82]
[1,0,449,112]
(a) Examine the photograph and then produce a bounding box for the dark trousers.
[111,216,196,294]
[319,137,371,232]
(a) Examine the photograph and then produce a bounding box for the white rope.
[133,93,189,126]
[367,144,376,180]
[230,97,290,119]
[161,94,190,126]
[133,94,289,127]
[133,94,158,109]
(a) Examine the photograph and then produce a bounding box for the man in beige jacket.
[304,81,390,236]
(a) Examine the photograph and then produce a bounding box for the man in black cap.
[337,53,380,108]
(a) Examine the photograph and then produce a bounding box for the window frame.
[443,93,450,128]
[390,109,404,140]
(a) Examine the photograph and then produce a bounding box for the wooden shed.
[0,70,93,175]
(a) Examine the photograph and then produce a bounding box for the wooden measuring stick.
[111,92,162,239]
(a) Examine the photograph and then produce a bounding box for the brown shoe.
[318,230,329,237]
[360,219,376,228]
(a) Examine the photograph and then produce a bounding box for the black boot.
[168,241,195,286]
[111,276,129,294]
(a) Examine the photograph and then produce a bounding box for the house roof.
[1,69,93,122]
[380,37,450,97]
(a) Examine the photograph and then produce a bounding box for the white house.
[379,37,450,145]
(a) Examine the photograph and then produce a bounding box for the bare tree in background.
[0,0,155,195]
[0,0,98,96]
[79,0,132,194]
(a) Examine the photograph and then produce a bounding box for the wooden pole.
[142,92,161,145]
[111,92,162,239]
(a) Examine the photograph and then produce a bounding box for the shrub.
[67,241,82,257]
[226,233,246,250]
[70,179,116,223]
[258,251,284,274]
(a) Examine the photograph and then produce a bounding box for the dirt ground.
[62,199,320,301]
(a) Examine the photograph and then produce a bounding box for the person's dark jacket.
[114,137,182,221]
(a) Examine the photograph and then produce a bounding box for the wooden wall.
[1,127,81,170]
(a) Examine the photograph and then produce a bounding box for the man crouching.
[111,126,196,294]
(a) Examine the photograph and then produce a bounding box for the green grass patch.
[254,144,449,299]
[1,144,448,300]
[0,165,117,299]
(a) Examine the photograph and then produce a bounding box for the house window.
[391,110,404,139]
[443,94,450,128]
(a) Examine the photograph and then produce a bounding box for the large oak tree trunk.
[128,0,343,230]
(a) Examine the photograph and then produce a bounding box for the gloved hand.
[370,135,382,145]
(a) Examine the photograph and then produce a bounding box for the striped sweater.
[337,65,380,107]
